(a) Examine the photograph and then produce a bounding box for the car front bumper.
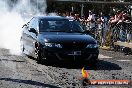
[39,46,99,61]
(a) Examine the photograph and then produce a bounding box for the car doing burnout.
[21,16,99,64]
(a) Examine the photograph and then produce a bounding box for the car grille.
[61,43,87,50]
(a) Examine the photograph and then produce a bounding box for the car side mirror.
[29,28,38,36]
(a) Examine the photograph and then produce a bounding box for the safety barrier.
[107,22,132,54]
[81,21,132,54]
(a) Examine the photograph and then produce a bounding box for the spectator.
[80,15,86,30]
[87,10,96,31]
[69,12,75,19]
[62,12,67,17]
[109,10,122,24]
[66,12,70,18]
[74,14,81,22]
[97,12,108,46]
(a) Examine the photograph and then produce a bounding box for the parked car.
[20,16,99,64]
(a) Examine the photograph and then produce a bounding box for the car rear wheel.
[91,59,98,65]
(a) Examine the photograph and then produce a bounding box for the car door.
[24,18,38,55]
[21,22,30,53]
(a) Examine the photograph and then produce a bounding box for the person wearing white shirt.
[87,10,96,30]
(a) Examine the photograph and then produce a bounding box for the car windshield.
[39,19,84,33]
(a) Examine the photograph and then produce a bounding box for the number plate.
[68,51,81,55]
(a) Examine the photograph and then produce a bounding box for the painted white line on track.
[117,60,131,62]
[98,54,112,59]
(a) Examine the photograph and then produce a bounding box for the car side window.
[29,18,38,30]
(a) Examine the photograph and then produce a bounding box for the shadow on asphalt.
[27,55,122,70]
[41,60,122,70]
[0,78,60,88]
[0,59,25,62]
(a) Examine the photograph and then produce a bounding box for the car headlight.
[45,43,62,48]
[86,44,98,48]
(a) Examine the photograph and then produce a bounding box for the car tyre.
[35,44,42,63]
[92,59,98,66]
[85,58,98,67]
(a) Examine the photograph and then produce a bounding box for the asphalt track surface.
[0,48,131,88]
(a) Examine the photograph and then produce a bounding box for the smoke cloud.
[0,0,47,55]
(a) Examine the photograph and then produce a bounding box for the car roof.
[34,16,69,20]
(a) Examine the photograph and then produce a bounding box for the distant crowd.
[57,10,132,45]
[57,10,131,30]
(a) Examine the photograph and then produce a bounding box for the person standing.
[87,10,96,38]
[97,12,108,46]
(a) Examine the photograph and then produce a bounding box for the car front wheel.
[35,44,42,63]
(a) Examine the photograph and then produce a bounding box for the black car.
[21,16,99,64]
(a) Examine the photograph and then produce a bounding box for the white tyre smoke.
[0,0,47,55]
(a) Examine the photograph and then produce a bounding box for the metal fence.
[111,22,132,42]
[81,21,132,47]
